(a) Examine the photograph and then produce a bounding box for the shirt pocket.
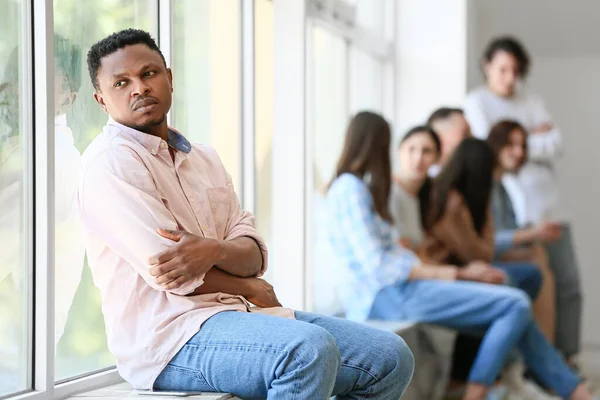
[206,187,232,239]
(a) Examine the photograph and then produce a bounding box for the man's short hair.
[426,107,464,128]
[87,29,166,91]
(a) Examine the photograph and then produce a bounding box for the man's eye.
[145,71,156,77]
[114,81,126,88]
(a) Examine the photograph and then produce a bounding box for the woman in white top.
[464,36,583,364]
[390,125,441,251]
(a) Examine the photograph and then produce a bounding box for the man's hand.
[531,122,553,134]
[149,228,222,290]
[243,278,282,308]
[457,261,506,284]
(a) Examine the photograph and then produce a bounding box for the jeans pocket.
[153,364,217,392]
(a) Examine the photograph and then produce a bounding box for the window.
[255,0,274,276]
[0,0,30,396]
[307,0,395,314]
[309,26,348,315]
[53,0,157,382]
[171,0,242,190]
[349,47,383,114]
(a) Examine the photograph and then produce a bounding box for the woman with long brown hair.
[325,111,594,400]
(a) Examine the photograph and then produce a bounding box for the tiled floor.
[68,382,238,400]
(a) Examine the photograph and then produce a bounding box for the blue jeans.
[153,311,414,400]
[451,262,543,381]
[368,279,581,399]
[495,261,542,300]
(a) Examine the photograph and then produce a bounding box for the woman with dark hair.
[390,125,441,250]
[325,112,595,400]
[488,121,558,342]
[464,37,584,363]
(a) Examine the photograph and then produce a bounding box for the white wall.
[394,0,467,139]
[467,0,600,366]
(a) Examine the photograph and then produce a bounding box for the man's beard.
[130,114,166,134]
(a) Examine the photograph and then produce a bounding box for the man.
[79,29,414,399]
[426,107,471,177]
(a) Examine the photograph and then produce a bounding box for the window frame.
[6,0,257,398]
[303,0,397,313]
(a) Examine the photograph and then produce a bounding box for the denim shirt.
[492,179,520,255]
[324,173,420,322]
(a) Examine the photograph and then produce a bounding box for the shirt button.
[150,148,157,155]
[189,197,196,203]
[160,142,167,149]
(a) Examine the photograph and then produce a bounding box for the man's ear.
[167,68,173,93]
[93,91,108,114]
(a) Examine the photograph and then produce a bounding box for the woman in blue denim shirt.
[487,120,584,369]
[325,111,594,400]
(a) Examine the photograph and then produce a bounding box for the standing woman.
[464,36,583,363]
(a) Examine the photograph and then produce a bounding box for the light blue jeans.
[369,280,581,399]
[153,311,414,400]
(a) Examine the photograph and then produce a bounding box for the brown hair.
[330,111,392,221]
[487,120,528,169]
[483,36,531,78]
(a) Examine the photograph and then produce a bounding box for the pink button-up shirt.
[78,119,290,389]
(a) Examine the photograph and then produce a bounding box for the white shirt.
[389,182,424,246]
[464,86,564,224]
[78,119,291,389]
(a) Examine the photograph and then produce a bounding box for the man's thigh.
[294,311,414,397]
[153,311,332,397]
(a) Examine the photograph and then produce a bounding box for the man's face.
[93,44,172,132]
[435,113,471,164]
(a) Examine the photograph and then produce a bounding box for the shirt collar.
[107,117,191,155]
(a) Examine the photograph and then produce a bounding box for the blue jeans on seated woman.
[368,274,581,399]
[153,311,414,400]
[450,262,543,382]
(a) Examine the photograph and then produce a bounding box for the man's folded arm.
[78,146,203,295]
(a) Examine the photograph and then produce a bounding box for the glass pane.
[310,27,347,315]
[53,0,157,381]
[349,47,383,114]
[0,0,29,395]
[172,0,242,190]
[255,0,274,280]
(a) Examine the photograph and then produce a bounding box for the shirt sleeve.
[222,172,268,276]
[527,95,563,162]
[495,229,517,255]
[464,93,493,139]
[334,177,420,291]
[78,145,204,296]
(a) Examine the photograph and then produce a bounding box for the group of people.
[1,26,594,400]
[325,37,589,400]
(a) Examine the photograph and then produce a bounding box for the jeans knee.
[380,333,415,391]
[293,325,341,373]
[509,290,532,320]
